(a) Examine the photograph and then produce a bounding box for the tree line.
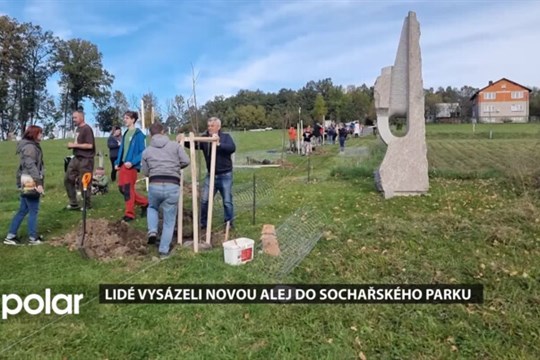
[185,81,540,131]
[2,15,540,140]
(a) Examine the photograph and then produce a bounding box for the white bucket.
[223,238,255,265]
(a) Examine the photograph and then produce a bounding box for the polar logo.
[2,289,83,320]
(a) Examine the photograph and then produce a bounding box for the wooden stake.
[189,132,199,253]
[177,133,219,253]
[205,139,217,245]
[178,170,184,245]
[97,151,104,168]
[301,120,304,155]
[141,99,149,191]
[140,99,145,131]
[177,134,185,246]
[297,123,301,155]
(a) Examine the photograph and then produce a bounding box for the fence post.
[252,173,256,225]
[307,157,311,183]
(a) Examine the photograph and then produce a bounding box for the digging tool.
[78,172,92,259]
[224,221,240,247]
[225,221,231,243]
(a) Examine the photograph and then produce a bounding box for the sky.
[1,0,540,124]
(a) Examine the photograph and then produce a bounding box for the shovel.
[78,172,92,259]
[225,221,234,244]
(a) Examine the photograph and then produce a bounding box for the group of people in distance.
[287,122,351,155]
[4,111,236,260]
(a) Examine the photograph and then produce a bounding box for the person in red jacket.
[288,125,297,152]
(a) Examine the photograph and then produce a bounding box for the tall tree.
[424,88,443,121]
[184,101,205,133]
[55,38,114,125]
[39,94,62,138]
[235,104,266,129]
[111,90,129,126]
[202,95,229,121]
[95,105,117,133]
[0,16,24,139]
[529,87,540,118]
[326,86,344,121]
[313,93,328,122]
[314,78,335,100]
[90,90,125,135]
[337,93,355,122]
[165,94,187,133]
[20,23,58,127]
[298,81,318,122]
[141,91,162,128]
[223,106,237,129]
[457,85,478,120]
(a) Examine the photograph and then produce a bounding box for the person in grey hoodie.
[141,122,190,259]
[4,125,45,245]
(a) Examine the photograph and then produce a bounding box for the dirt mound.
[49,209,227,259]
[275,158,294,168]
[311,146,332,155]
[49,219,148,261]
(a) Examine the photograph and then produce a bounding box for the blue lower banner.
[98,284,483,304]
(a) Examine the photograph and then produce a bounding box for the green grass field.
[0,124,539,359]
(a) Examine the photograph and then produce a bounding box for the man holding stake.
[182,117,236,231]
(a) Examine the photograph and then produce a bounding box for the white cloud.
[179,0,540,103]
[23,0,73,38]
[420,1,540,89]
[179,3,403,102]
[22,0,146,39]
[11,0,540,110]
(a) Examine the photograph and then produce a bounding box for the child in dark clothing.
[302,126,313,156]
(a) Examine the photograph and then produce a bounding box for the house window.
[483,92,496,100]
[501,85,507,89]
[511,104,523,112]
[483,105,495,112]
[511,91,524,99]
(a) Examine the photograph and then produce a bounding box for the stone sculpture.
[374,11,429,199]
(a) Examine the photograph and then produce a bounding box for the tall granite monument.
[374,11,429,199]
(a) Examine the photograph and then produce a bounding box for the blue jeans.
[201,172,234,228]
[8,196,40,239]
[339,137,346,151]
[147,183,180,254]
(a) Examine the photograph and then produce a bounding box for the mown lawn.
[0,124,539,359]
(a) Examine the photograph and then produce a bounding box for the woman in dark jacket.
[338,123,348,153]
[107,126,122,182]
[4,125,45,245]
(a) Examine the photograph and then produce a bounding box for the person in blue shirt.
[115,111,148,222]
